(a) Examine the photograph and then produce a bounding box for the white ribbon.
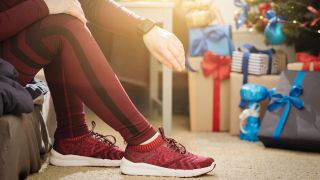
[239,103,260,134]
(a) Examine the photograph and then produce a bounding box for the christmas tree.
[234,0,320,55]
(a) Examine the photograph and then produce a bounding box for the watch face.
[139,19,156,35]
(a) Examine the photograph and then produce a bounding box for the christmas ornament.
[264,10,286,45]
[258,2,271,28]
[258,2,271,17]
[239,83,269,142]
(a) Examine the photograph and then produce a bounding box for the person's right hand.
[43,0,87,24]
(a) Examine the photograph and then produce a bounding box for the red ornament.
[260,17,269,27]
[258,3,271,17]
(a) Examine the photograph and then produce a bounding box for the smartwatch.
[137,19,157,36]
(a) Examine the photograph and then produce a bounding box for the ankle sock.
[56,132,90,142]
[140,132,160,145]
[130,134,163,151]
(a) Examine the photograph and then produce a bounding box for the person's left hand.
[143,26,185,71]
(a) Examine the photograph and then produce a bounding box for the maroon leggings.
[1,14,156,145]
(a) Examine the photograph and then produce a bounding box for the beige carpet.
[28,115,320,180]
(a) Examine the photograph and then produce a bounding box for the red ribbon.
[302,6,320,27]
[296,52,320,71]
[201,51,231,131]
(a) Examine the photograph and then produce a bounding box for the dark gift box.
[259,70,320,152]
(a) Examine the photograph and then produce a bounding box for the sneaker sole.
[50,149,121,167]
[120,157,216,177]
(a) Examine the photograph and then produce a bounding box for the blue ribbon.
[265,10,278,32]
[234,0,250,29]
[239,51,250,108]
[267,71,305,139]
[185,57,198,72]
[190,25,234,56]
[238,44,275,108]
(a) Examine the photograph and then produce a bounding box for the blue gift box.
[188,24,234,57]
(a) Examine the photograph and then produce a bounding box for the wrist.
[137,18,157,37]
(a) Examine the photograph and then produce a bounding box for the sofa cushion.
[0,104,51,180]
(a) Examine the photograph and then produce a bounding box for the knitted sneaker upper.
[124,128,214,170]
[53,123,124,160]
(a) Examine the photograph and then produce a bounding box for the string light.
[293,20,297,24]
[259,16,264,20]
[249,28,254,32]
[318,30,320,34]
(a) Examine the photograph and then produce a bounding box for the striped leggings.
[1,14,156,145]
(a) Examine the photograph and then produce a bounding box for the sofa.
[0,71,56,180]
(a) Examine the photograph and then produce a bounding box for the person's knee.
[41,14,87,33]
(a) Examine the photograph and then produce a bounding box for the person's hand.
[143,26,185,71]
[43,0,87,24]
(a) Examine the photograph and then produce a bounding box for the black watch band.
[137,19,157,36]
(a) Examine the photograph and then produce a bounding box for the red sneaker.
[50,122,124,167]
[120,128,215,177]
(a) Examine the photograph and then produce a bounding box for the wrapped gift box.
[188,55,230,131]
[287,63,313,71]
[229,72,280,135]
[259,70,320,152]
[188,24,234,57]
[287,63,320,71]
[288,53,320,71]
[231,50,287,75]
[186,10,214,28]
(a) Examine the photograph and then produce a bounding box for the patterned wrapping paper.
[231,51,280,75]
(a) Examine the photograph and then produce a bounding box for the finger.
[66,8,87,24]
[156,47,182,71]
[171,35,184,50]
[168,39,185,70]
[70,1,87,23]
[167,42,180,59]
[153,51,173,70]
[79,14,87,24]
[168,42,185,70]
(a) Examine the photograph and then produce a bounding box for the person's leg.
[43,57,88,139]
[44,59,124,166]
[2,14,215,176]
[1,14,156,145]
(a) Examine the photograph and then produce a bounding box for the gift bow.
[265,10,283,32]
[201,51,231,80]
[190,26,231,56]
[267,71,305,139]
[201,51,231,131]
[234,0,250,29]
[296,52,320,71]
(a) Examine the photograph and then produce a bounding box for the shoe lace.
[159,127,186,154]
[90,121,117,147]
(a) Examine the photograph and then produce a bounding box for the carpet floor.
[27,114,320,180]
